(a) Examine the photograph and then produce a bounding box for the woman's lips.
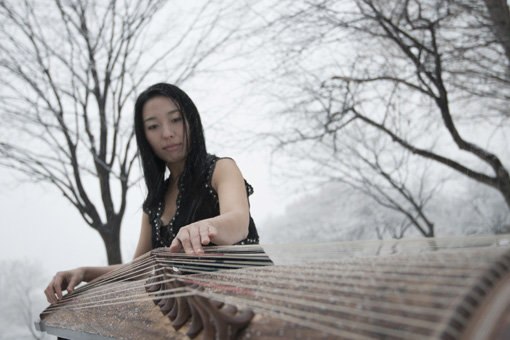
[163,144,180,151]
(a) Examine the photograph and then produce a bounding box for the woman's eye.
[171,117,182,123]
[147,124,158,130]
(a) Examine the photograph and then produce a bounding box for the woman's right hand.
[44,267,85,304]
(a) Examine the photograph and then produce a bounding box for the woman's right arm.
[45,213,153,304]
[44,265,121,304]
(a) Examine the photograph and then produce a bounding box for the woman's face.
[142,96,188,165]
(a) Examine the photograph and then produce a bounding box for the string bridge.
[145,263,254,340]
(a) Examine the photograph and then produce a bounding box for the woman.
[44,83,260,304]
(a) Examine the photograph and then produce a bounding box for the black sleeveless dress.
[144,154,260,249]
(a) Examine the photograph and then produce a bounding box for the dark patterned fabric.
[144,154,260,249]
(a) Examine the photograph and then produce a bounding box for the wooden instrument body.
[37,235,510,339]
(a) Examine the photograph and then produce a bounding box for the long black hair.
[134,83,208,212]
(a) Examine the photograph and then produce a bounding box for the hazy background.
[1,0,509,338]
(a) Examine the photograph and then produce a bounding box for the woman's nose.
[161,124,174,138]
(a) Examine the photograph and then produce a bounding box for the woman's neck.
[167,160,185,182]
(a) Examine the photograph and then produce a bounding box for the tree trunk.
[499,171,510,211]
[484,0,510,67]
[99,220,122,265]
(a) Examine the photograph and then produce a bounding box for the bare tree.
[268,102,439,237]
[330,145,438,237]
[336,0,510,208]
[248,0,510,238]
[448,179,510,235]
[0,0,239,264]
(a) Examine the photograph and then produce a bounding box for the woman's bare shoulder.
[211,158,242,187]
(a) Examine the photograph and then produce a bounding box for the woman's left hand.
[169,222,217,254]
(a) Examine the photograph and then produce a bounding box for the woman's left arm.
[169,158,250,254]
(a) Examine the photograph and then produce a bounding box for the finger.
[199,226,210,246]
[178,229,194,255]
[169,237,182,253]
[53,275,64,300]
[189,227,203,254]
[44,285,57,304]
[208,225,217,239]
[66,276,80,293]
